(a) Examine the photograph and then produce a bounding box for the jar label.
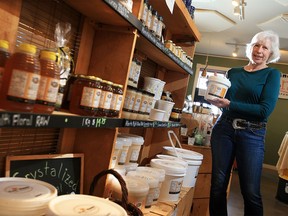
[8,69,40,102]
[37,76,59,103]
[110,94,123,111]
[80,86,101,109]
[99,90,113,109]
[169,179,182,194]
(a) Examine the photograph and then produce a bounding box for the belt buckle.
[232,118,246,129]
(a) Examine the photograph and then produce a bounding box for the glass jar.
[0,43,40,112]
[123,85,137,111]
[150,9,159,35]
[156,15,164,40]
[145,4,153,28]
[97,80,113,116]
[140,0,149,24]
[170,107,182,122]
[0,40,10,91]
[69,75,102,116]
[109,83,123,117]
[34,50,60,114]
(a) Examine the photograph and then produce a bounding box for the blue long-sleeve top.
[222,67,281,122]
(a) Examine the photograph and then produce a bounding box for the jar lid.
[18,43,37,54]
[150,159,187,176]
[0,40,9,50]
[136,166,166,182]
[40,50,57,61]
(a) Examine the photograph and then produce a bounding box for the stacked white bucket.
[0,177,57,216]
[150,131,203,202]
[143,77,175,122]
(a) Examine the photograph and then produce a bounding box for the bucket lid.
[208,76,231,88]
[150,159,186,176]
[163,146,203,160]
[47,194,127,216]
[156,154,188,167]
[112,176,149,197]
[116,136,132,147]
[126,171,159,188]
[136,166,166,182]
[0,177,57,208]
[118,133,144,145]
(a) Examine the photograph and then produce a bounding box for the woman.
[207,30,281,216]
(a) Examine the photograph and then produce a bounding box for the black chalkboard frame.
[5,153,84,195]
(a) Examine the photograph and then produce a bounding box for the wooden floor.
[227,168,288,216]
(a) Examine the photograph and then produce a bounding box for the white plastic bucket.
[116,136,132,166]
[119,134,144,164]
[0,177,57,216]
[204,76,231,100]
[149,108,165,121]
[46,194,127,216]
[155,100,175,121]
[143,77,166,100]
[111,175,149,210]
[126,171,159,208]
[135,166,166,203]
[150,159,186,202]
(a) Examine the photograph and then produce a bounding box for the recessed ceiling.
[258,14,288,39]
[194,9,236,32]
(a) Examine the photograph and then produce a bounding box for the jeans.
[209,117,266,216]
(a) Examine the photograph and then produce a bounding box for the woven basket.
[89,169,143,216]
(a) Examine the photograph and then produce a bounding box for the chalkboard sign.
[5,154,84,195]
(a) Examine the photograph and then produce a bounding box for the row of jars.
[164,40,193,68]
[140,0,165,41]
[121,85,155,120]
[0,41,62,114]
[63,74,124,117]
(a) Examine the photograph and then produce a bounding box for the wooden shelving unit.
[0,0,201,215]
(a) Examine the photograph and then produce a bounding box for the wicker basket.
[89,169,143,216]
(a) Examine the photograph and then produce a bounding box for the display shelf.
[0,111,182,129]
[66,0,195,75]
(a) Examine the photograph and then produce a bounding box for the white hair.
[246,30,280,64]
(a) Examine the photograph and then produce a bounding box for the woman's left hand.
[206,98,230,108]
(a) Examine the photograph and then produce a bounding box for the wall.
[188,54,288,166]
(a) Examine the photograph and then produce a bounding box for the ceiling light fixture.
[232,46,239,57]
[232,0,247,20]
[226,42,246,57]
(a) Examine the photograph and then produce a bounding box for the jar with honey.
[0,43,40,112]
[34,50,60,114]
[109,83,123,117]
[0,40,10,91]
[96,80,113,116]
[69,75,102,116]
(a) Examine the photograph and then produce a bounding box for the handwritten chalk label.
[6,154,84,195]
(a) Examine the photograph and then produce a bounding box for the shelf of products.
[0,111,182,128]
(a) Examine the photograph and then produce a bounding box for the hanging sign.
[279,73,288,99]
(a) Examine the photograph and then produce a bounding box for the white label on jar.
[169,179,182,194]
[180,127,188,136]
[156,21,163,38]
[55,92,64,106]
[99,90,113,109]
[146,100,153,113]
[8,69,40,100]
[133,96,141,112]
[110,94,123,111]
[37,76,59,102]
[129,149,140,163]
[152,18,158,33]
[80,86,101,108]
[129,60,136,81]
[132,63,141,84]
[127,94,136,110]
[139,99,148,112]
[141,4,148,22]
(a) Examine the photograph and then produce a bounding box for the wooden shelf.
[0,111,182,128]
